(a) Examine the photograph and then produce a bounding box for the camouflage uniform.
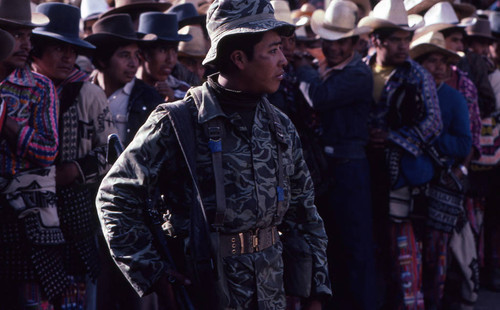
[96,77,331,309]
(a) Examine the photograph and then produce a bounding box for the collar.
[4,65,36,87]
[57,67,89,94]
[320,52,358,79]
[123,78,135,95]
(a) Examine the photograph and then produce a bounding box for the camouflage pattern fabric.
[96,76,331,309]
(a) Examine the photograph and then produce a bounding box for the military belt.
[219,226,279,257]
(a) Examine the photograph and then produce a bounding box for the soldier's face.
[2,27,32,70]
[240,30,287,94]
[142,42,178,82]
[32,42,78,85]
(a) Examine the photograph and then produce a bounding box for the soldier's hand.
[286,296,301,310]
[154,270,191,309]
[303,299,322,310]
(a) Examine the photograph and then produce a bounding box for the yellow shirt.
[371,63,395,102]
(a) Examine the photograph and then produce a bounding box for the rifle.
[106,134,195,310]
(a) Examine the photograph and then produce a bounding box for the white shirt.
[108,78,135,142]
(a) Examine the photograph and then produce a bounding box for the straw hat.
[101,0,172,19]
[85,13,156,46]
[178,25,208,58]
[358,0,422,31]
[414,1,475,40]
[405,0,475,20]
[0,0,49,28]
[0,28,14,61]
[465,16,495,42]
[33,3,96,52]
[311,0,370,41]
[348,0,371,18]
[203,0,295,65]
[410,30,460,63]
[80,0,109,21]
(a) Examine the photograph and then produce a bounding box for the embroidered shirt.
[366,56,442,156]
[0,66,58,176]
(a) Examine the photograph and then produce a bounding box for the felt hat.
[465,16,495,42]
[33,3,95,52]
[101,0,172,19]
[203,0,295,65]
[167,3,205,29]
[414,1,475,40]
[0,28,14,61]
[410,30,460,62]
[311,0,370,41]
[178,25,208,58]
[358,0,423,32]
[85,13,156,46]
[0,0,49,28]
[138,12,192,42]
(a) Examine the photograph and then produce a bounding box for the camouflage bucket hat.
[202,0,295,65]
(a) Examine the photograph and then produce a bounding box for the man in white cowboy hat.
[136,12,193,102]
[293,1,376,309]
[0,0,61,308]
[358,0,443,308]
[410,30,474,310]
[96,0,331,309]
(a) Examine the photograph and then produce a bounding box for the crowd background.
[2,0,500,309]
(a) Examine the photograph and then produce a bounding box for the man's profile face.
[102,43,140,86]
[240,30,287,94]
[375,29,411,66]
[143,42,178,82]
[322,37,355,67]
[32,42,78,84]
[2,27,32,70]
[444,31,464,52]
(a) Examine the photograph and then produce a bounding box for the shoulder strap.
[262,98,286,224]
[59,81,84,115]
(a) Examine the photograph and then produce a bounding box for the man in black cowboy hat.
[96,0,331,309]
[0,0,62,308]
[30,3,116,308]
[85,13,163,147]
[136,12,192,102]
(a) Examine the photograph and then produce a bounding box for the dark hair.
[215,31,266,73]
[30,36,59,59]
[440,27,465,39]
[371,27,413,42]
[92,39,135,70]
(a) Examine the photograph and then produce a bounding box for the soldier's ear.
[230,50,246,70]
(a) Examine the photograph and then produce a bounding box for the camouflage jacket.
[96,79,331,309]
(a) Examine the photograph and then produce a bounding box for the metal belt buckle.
[252,228,260,252]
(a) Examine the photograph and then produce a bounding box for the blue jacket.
[435,83,472,159]
[296,53,373,159]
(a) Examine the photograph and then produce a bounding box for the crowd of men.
[1,0,500,309]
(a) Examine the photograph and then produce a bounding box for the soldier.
[96,0,331,309]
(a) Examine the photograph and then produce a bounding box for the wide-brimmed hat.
[81,0,109,21]
[410,30,460,63]
[100,0,172,19]
[203,0,295,65]
[0,0,49,28]
[348,0,371,18]
[33,3,95,52]
[138,12,192,42]
[405,0,475,20]
[271,0,295,25]
[358,0,423,32]
[413,1,475,40]
[311,0,370,41]
[465,16,495,42]
[167,3,205,29]
[178,25,208,58]
[85,13,156,46]
[0,28,14,61]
